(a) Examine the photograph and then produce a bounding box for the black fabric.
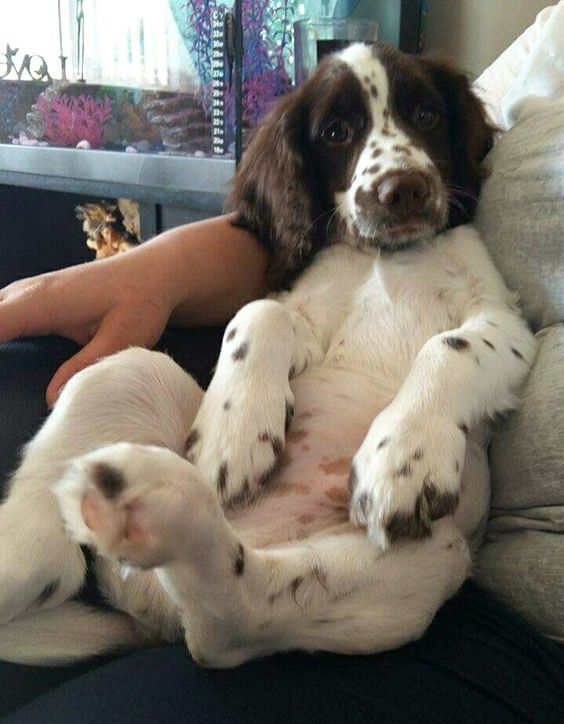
[1,581,563,723]
[0,330,224,487]
[1,332,563,723]
[0,187,92,290]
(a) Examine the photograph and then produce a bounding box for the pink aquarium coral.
[35,94,113,149]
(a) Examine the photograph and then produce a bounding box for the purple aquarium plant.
[35,93,113,149]
[183,0,292,126]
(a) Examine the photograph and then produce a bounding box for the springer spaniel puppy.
[0,44,535,667]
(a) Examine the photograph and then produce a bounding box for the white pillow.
[472,3,562,131]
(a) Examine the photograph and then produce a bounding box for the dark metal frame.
[399,0,424,54]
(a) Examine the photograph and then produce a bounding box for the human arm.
[0,214,269,406]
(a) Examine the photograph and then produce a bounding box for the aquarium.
[0,1,422,204]
[0,1,338,159]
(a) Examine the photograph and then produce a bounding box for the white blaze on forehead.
[338,43,390,121]
[335,43,435,230]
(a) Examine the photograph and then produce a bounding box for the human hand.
[0,255,172,407]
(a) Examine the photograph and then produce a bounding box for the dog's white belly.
[226,367,388,548]
[227,362,489,551]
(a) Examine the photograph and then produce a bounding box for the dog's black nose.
[377,173,429,215]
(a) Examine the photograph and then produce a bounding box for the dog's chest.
[296,241,469,382]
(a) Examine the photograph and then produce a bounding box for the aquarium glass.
[0,1,368,158]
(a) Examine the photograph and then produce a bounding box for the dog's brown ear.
[226,87,322,289]
[418,57,495,226]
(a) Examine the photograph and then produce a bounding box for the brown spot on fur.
[271,436,284,458]
[444,336,469,351]
[372,147,382,159]
[36,580,60,606]
[92,463,125,499]
[423,480,460,520]
[274,482,311,497]
[386,477,460,542]
[511,347,525,361]
[325,486,349,505]
[184,427,200,455]
[290,576,304,603]
[367,163,381,174]
[319,457,352,475]
[348,464,358,495]
[217,463,228,496]
[377,437,390,450]
[396,462,412,477]
[297,410,314,420]
[312,564,329,591]
[226,327,237,341]
[258,462,280,487]
[413,448,424,461]
[392,144,413,156]
[458,423,469,436]
[297,513,315,525]
[268,590,283,605]
[381,126,393,136]
[234,543,245,576]
[357,492,371,520]
[370,84,378,98]
[386,509,431,543]
[302,444,311,452]
[482,339,495,350]
[232,342,249,361]
[279,449,293,468]
[223,400,231,411]
[287,428,308,443]
[258,432,284,459]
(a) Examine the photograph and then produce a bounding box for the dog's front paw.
[186,381,294,505]
[349,409,465,548]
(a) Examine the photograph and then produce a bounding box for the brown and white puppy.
[230,43,493,287]
[0,44,534,668]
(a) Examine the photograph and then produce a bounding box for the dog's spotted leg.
[55,441,470,667]
[350,229,537,548]
[188,299,323,505]
[0,347,203,630]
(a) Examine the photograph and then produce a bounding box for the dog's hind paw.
[54,443,211,569]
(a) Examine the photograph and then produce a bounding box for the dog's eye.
[414,104,439,129]
[320,120,352,145]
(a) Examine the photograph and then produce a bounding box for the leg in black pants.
[1,334,563,723]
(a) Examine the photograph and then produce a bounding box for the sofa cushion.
[475,324,564,640]
[474,98,564,332]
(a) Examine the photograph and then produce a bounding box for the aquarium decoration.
[178,0,292,127]
[2,0,367,157]
[57,0,68,81]
[76,0,86,83]
[34,92,113,149]
[0,45,52,82]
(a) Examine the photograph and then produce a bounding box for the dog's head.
[228,43,494,287]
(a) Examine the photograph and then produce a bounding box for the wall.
[424,0,551,77]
